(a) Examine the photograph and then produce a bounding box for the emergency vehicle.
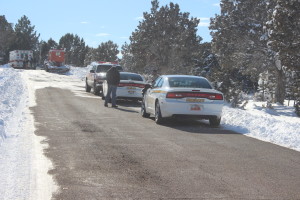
[45,49,70,73]
[9,50,34,69]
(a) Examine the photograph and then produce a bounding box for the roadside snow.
[0,64,299,199]
[0,65,57,200]
[222,102,300,151]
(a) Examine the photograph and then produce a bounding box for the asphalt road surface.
[31,85,300,199]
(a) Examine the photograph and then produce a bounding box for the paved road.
[31,86,300,200]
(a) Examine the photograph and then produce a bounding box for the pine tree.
[192,42,219,78]
[0,15,14,62]
[210,0,276,104]
[12,15,40,51]
[130,0,201,74]
[120,42,135,71]
[59,33,87,66]
[267,0,300,103]
[94,40,119,62]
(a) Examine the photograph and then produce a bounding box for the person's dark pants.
[104,85,117,106]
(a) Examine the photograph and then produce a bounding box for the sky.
[1,0,220,49]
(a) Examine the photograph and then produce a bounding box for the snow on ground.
[222,101,300,151]
[0,64,299,199]
[0,65,59,200]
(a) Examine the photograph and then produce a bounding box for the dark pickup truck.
[85,61,123,96]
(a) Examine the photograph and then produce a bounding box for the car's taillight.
[166,92,223,100]
[118,83,145,88]
[207,94,223,100]
[166,92,184,98]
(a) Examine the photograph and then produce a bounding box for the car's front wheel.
[155,101,164,124]
[141,100,150,118]
[209,116,221,127]
[93,82,100,95]
[85,80,91,92]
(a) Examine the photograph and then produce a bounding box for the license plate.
[127,87,136,89]
[128,90,135,94]
[186,98,204,103]
[190,104,201,111]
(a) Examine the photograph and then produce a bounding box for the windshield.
[168,77,212,89]
[96,65,123,72]
[120,73,143,81]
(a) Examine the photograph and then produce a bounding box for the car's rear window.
[96,65,123,72]
[168,77,212,89]
[120,73,143,81]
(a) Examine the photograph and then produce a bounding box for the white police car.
[103,72,147,101]
[141,75,224,126]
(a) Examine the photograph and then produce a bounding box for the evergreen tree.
[59,33,75,64]
[130,0,201,74]
[59,33,87,66]
[192,42,219,78]
[12,15,40,51]
[0,15,14,62]
[84,46,94,66]
[93,40,119,62]
[266,0,300,103]
[120,42,135,71]
[210,0,275,104]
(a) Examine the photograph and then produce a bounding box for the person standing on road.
[104,65,120,108]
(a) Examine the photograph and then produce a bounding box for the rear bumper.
[160,99,223,119]
[117,87,143,99]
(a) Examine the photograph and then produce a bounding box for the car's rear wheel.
[209,116,221,127]
[141,100,150,118]
[85,80,91,92]
[155,101,164,124]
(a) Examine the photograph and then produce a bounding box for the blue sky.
[1,0,220,49]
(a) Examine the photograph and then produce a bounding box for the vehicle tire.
[93,82,100,95]
[209,116,221,127]
[155,101,164,124]
[85,81,91,92]
[141,100,150,118]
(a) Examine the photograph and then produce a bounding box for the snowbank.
[0,65,28,142]
[222,101,300,151]
[0,65,57,200]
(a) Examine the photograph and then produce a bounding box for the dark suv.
[85,62,123,96]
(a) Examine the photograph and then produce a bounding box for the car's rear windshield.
[96,65,123,72]
[168,77,212,89]
[120,73,143,81]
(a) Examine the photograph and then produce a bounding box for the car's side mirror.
[90,69,95,73]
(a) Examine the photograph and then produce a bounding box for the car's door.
[145,77,164,114]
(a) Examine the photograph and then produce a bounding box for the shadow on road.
[151,118,239,135]
[116,100,141,108]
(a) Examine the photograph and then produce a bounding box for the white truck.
[9,50,34,69]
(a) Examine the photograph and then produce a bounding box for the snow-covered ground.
[0,64,299,199]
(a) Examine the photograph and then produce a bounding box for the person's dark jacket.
[106,67,120,86]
